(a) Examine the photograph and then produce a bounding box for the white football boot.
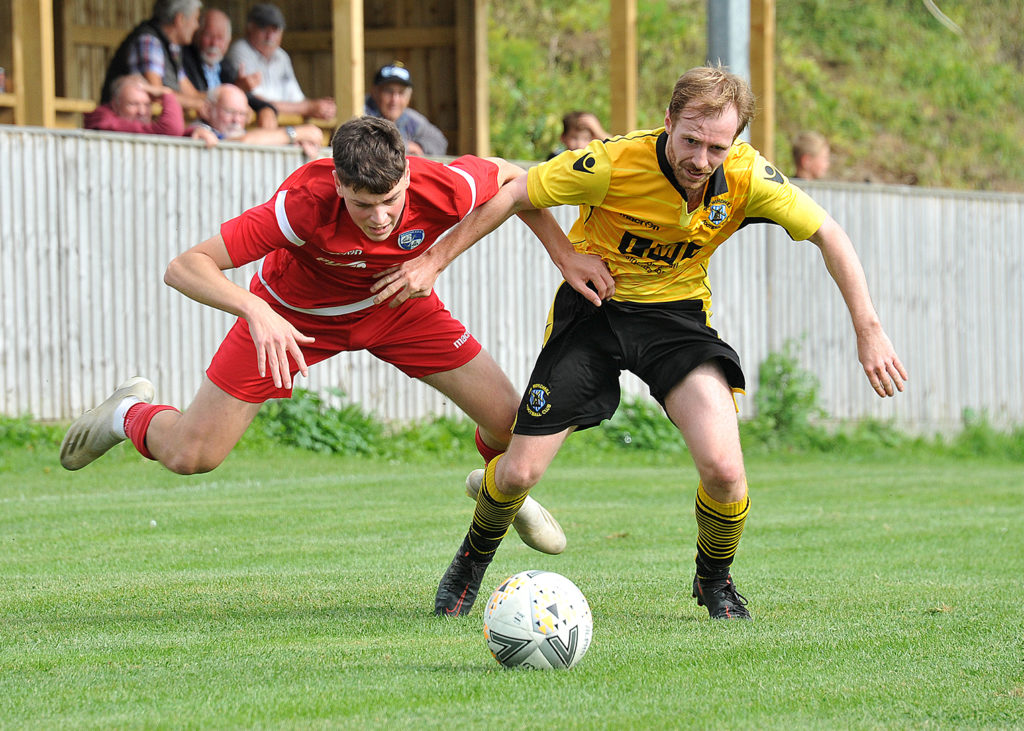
[465,468,567,555]
[60,377,155,470]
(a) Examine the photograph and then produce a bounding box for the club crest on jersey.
[707,202,728,227]
[526,384,552,417]
[397,229,426,250]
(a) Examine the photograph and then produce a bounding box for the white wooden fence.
[2,126,1023,433]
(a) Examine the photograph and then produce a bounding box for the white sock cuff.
[112,397,142,439]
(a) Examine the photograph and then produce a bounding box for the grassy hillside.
[488,0,1024,192]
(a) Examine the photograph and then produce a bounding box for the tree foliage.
[488,0,1024,191]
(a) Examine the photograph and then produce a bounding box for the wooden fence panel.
[2,126,1023,435]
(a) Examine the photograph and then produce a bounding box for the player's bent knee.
[160,446,228,475]
[698,460,746,492]
[496,459,545,495]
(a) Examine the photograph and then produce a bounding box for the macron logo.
[763,165,785,185]
[572,154,597,174]
[453,332,470,348]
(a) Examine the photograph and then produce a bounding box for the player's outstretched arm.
[807,215,908,397]
[164,235,314,388]
[489,165,613,303]
[370,171,528,306]
[372,173,614,307]
[515,206,614,306]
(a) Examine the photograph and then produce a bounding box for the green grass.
[2,443,1023,728]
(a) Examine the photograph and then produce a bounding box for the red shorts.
[206,292,482,403]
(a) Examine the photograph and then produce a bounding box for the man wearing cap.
[365,62,448,156]
[226,3,336,121]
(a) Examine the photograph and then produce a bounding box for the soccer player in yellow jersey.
[374,65,908,621]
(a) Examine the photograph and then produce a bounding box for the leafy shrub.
[745,339,828,449]
[0,415,63,448]
[252,388,384,456]
[597,397,687,454]
[247,391,479,462]
[233,370,1024,463]
[387,417,478,462]
[14,354,1024,462]
[949,409,1024,461]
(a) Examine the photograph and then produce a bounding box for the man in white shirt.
[225,3,335,121]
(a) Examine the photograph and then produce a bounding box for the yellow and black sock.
[694,481,749,579]
[463,455,527,562]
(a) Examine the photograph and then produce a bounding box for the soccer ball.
[483,570,593,670]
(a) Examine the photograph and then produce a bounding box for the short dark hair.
[561,111,593,135]
[668,64,756,138]
[331,117,407,194]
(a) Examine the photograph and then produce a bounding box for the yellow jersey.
[527,128,827,308]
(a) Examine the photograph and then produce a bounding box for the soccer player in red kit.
[60,116,610,554]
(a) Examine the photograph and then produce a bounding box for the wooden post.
[332,0,364,124]
[456,0,488,156]
[609,0,637,135]
[749,0,775,162]
[13,0,56,127]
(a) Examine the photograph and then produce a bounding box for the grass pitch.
[2,443,1022,728]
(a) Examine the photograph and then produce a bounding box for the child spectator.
[547,111,609,159]
[791,130,831,180]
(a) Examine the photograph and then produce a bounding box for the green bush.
[0,414,63,448]
[488,1,1024,191]
[386,417,478,462]
[252,388,383,456]
[12,349,1024,462]
[950,409,1024,460]
[598,397,687,454]
[745,339,828,449]
[247,390,478,462]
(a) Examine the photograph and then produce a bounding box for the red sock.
[124,403,180,460]
[475,427,505,464]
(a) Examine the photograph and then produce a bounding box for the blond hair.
[791,131,829,164]
[667,65,756,138]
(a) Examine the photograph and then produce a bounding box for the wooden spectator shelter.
[1,0,775,159]
[0,0,490,154]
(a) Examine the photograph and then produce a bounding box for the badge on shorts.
[526,383,552,417]
[397,229,426,250]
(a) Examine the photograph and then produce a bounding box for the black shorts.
[514,283,745,436]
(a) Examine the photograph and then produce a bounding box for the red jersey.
[220,155,500,313]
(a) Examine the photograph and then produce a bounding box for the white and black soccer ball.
[483,570,593,670]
